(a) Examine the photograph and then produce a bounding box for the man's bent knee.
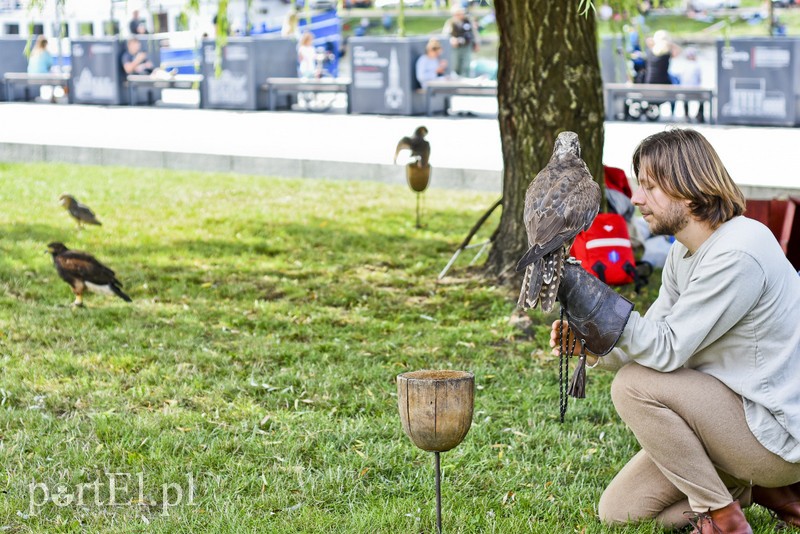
[598,488,638,526]
[609,363,649,413]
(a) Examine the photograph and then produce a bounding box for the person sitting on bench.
[121,37,154,75]
[415,37,448,89]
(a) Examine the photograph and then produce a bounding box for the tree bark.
[485,0,605,286]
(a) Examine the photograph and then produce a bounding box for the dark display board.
[200,37,296,110]
[717,38,800,127]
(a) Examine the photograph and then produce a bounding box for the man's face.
[128,40,141,54]
[632,170,690,236]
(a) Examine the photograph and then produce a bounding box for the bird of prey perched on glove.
[394,126,430,168]
[47,242,131,307]
[59,194,102,228]
[516,131,600,312]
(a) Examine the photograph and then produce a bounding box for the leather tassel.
[568,352,587,399]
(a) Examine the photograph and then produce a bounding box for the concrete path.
[0,102,797,199]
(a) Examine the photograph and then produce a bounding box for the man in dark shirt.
[443,5,478,77]
[121,37,153,75]
[129,10,147,35]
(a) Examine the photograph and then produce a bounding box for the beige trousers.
[598,363,800,528]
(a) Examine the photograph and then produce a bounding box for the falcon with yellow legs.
[47,242,132,306]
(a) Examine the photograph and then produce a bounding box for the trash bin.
[349,35,450,116]
[0,37,29,101]
[70,38,127,105]
[717,38,800,127]
[200,36,296,111]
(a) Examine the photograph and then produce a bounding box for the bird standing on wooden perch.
[394,126,431,168]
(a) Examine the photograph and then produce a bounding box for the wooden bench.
[125,73,204,107]
[604,82,715,123]
[424,79,498,117]
[3,72,71,102]
[262,77,352,113]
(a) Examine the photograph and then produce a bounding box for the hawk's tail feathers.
[110,283,132,302]
[538,248,565,312]
[516,245,541,273]
[517,263,543,310]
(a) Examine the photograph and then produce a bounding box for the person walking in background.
[679,47,702,87]
[27,35,53,74]
[281,9,300,40]
[297,31,317,79]
[415,37,448,88]
[644,30,680,84]
[550,128,800,533]
[644,30,681,115]
[678,47,706,123]
[129,9,147,35]
[443,4,478,77]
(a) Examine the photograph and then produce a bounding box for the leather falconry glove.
[557,261,634,356]
[556,261,634,400]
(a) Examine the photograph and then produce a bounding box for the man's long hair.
[632,128,745,230]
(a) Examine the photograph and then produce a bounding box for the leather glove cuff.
[557,262,634,356]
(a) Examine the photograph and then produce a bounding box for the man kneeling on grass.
[549,128,800,533]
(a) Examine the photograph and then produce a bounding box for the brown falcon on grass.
[516,131,600,312]
[394,126,431,168]
[47,242,131,306]
[59,194,102,228]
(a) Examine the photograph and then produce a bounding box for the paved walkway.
[0,102,797,199]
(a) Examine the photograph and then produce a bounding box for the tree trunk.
[485,0,605,287]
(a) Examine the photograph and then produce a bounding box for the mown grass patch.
[0,162,777,532]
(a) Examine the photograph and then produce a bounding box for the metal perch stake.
[406,163,432,228]
[397,370,474,534]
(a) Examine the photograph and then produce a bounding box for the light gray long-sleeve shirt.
[597,216,800,462]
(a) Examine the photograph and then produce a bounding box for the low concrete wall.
[0,142,503,193]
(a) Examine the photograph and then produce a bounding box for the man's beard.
[647,201,689,236]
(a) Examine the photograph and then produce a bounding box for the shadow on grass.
[0,222,73,248]
[83,219,462,271]
[1,217,478,306]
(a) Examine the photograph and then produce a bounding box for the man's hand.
[556,262,634,356]
[549,319,599,366]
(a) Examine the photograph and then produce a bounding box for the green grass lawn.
[0,163,778,532]
[342,2,800,41]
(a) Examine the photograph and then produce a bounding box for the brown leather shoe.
[752,482,800,528]
[685,500,753,534]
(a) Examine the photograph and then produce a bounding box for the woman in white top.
[297,31,317,79]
